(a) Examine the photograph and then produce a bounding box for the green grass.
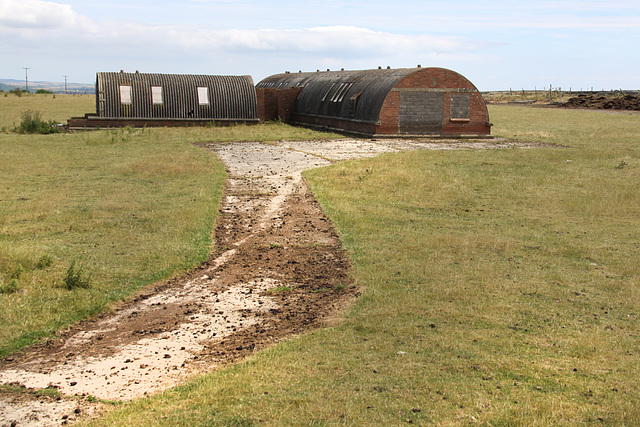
[0,127,227,356]
[85,106,640,426]
[0,93,95,129]
[0,95,341,357]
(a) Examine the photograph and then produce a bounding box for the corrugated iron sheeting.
[257,69,416,124]
[96,72,257,119]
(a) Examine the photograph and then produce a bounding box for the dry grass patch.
[84,107,640,425]
[0,94,344,357]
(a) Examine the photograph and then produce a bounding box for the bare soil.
[563,94,640,111]
[0,138,536,426]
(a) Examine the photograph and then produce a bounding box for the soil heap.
[564,94,640,111]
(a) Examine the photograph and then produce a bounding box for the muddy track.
[0,138,534,426]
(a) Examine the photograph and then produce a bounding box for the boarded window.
[151,86,163,105]
[450,94,471,119]
[197,87,209,105]
[119,85,132,104]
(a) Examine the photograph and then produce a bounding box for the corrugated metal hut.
[256,67,491,138]
[70,72,258,128]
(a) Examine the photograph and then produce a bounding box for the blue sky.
[1,0,639,90]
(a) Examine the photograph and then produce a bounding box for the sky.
[1,0,639,90]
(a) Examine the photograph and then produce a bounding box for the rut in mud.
[0,138,535,426]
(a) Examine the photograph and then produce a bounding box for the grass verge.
[0,127,226,356]
[85,106,640,425]
[0,94,342,357]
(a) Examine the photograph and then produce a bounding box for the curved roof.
[96,72,257,119]
[257,68,418,123]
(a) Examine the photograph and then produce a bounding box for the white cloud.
[0,1,482,63]
[176,26,477,57]
[0,0,83,29]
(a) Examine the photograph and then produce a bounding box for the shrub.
[62,261,90,290]
[15,110,61,134]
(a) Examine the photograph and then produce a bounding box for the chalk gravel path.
[0,138,529,426]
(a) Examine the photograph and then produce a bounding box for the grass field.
[79,106,640,425]
[0,93,341,357]
[2,94,640,425]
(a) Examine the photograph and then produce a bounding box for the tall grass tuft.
[62,261,91,290]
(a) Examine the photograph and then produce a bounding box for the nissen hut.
[69,72,258,128]
[256,66,492,138]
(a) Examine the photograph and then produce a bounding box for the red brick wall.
[256,88,277,121]
[277,88,301,122]
[377,91,400,134]
[377,67,491,137]
[256,87,301,122]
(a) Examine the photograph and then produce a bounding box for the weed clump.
[0,265,24,294]
[35,255,53,269]
[0,279,20,294]
[15,110,61,134]
[62,261,90,290]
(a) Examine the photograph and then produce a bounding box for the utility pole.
[22,67,30,92]
[63,75,68,94]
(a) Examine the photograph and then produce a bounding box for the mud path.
[0,138,532,426]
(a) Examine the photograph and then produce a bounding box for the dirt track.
[0,137,535,426]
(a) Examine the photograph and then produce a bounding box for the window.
[331,83,347,102]
[337,83,353,102]
[322,83,336,102]
[450,94,471,120]
[119,85,132,104]
[151,86,163,105]
[197,86,209,105]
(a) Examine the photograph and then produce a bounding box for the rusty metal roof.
[257,68,418,123]
[96,72,257,119]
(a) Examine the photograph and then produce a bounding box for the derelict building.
[69,72,258,128]
[256,66,491,138]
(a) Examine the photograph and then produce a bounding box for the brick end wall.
[378,68,491,136]
[256,88,301,122]
[376,91,400,134]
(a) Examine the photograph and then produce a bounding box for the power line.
[22,67,30,92]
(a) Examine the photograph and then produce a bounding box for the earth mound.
[564,94,640,111]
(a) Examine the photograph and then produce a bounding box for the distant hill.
[0,81,19,92]
[0,79,94,94]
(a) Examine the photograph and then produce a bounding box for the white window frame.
[151,86,163,105]
[119,85,132,104]
[197,86,209,105]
